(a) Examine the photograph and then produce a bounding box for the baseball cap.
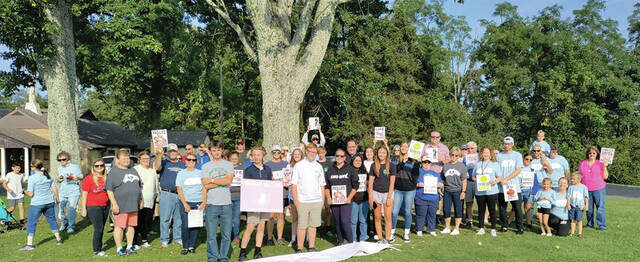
[311,134,319,140]
[461,144,469,150]
[167,143,178,152]
[271,145,282,152]
[503,136,514,144]
[421,156,432,163]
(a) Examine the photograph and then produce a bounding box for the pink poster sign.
[240,179,283,213]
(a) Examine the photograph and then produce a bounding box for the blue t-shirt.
[415,168,441,202]
[176,169,203,203]
[195,153,210,170]
[530,141,551,156]
[535,189,556,209]
[530,158,548,184]
[159,159,186,192]
[265,160,289,198]
[473,161,501,196]
[567,184,589,207]
[463,153,479,181]
[497,151,524,193]
[57,163,83,197]
[547,156,570,187]
[551,191,568,220]
[27,172,55,206]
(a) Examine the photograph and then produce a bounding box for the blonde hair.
[537,130,545,136]
[92,159,106,186]
[570,171,582,180]
[374,146,391,176]
[317,146,327,154]
[450,147,461,156]
[542,177,552,185]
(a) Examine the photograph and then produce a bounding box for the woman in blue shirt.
[473,146,503,237]
[19,159,63,251]
[176,153,206,255]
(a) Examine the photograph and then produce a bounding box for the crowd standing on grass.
[4,128,612,260]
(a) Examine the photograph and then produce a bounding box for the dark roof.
[166,130,209,147]
[77,119,144,149]
[0,108,48,128]
[0,109,10,118]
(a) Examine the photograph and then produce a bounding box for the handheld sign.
[600,148,615,165]
[188,210,204,228]
[231,169,243,187]
[503,184,518,202]
[424,147,439,163]
[357,174,367,192]
[374,127,386,141]
[151,129,168,148]
[520,171,534,188]
[309,117,320,130]
[240,179,283,213]
[272,170,284,180]
[331,185,347,205]
[408,140,425,160]
[423,175,438,194]
[477,175,490,192]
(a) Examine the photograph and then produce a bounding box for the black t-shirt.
[324,163,359,205]
[394,160,420,191]
[369,162,397,193]
[318,159,333,174]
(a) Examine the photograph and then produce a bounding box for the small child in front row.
[534,177,555,236]
[567,171,589,237]
[1,163,27,224]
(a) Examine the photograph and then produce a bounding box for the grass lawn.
[1,196,638,262]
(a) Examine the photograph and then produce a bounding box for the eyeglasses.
[186,158,197,162]
[94,164,105,168]
[307,150,317,154]
[588,152,597,155]
[431,136,441,138]
[57,158,67,162]
[524,158,532,161]
[335,154,345,158]
[532,150,541,152]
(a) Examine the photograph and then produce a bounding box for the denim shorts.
[568,207,583,221]
[520,188,532,204]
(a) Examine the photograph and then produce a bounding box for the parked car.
[102,155,138,173]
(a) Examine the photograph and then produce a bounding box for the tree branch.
[274,0,295,41]
[205,0,257,62]
[290,0,317,52]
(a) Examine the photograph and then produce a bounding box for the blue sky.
[0,0,636,74]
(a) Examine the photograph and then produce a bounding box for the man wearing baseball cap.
[496,136,524,234]
[155,143,186,247]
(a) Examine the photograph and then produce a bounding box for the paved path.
[606,183,640,199]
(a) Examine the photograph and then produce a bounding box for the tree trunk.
[37,0,81,175]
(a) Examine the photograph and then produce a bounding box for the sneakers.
[417,231,423,237]
[441,228,451,234]
[265,239,275,246]
[126,246,136,255]
[388,237,395,243]
[429,231,437,237]
[107,226,114,233]
[516,229,524,235]
[19,245,35,251]
[133,245,141,250]
[476,228,486,235]
[490,229,497,237]
[377,239,388,244]
[141,242,152,248]
[373,235,379,240]
[500,227,509,232]
[466,221,473,229]
[116,247,127,256]
[540,232,546,236]
[161,242,169,248]
[253,251,263,259]
[238,251,248,261]
[181,249,189,255]
[546,233,552,237]
[189,248,196,253]
[450,229,460,236]
[403,235,410,243]
[276,238,287,246]
[93,251,108,257]
[296,249,304,253]
[56,239,64,245]
[307,248,317,252]
[174,240,183,246]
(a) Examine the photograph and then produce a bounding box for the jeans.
[180,202,202,249]
[159,191,182,243]
[27,202,58,236]
[231,198,241,239]
[391,189,416,230]
[59,194,80,231]
[134,207,154,244]
[205,204,232,262]
[350,201,369,241]
[415,198,438,232]
[443,191,463,218]
[499,194,523,230]
[87,206,108,252]
[476,194,498,229]
[331,204,353,244]
[587,188,606,229]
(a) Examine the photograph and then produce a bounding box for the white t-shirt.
[364,160,374,174]
[2,172,27,199]
[134,165,158,208]
[291,159,326,203]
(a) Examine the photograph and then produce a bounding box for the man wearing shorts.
[238,146,273,261]
[106,149,142,256]
[291,144,326,253]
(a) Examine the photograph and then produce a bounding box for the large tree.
[202,0,351,149]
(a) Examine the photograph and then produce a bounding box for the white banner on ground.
[252,242,393,262]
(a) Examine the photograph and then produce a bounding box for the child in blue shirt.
[414,159,443,237]
[567,172,589,237]
[534,177,556,236]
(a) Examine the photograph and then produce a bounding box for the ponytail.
[31,159,50,179]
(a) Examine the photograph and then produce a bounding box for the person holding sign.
[56,151,84,234]
[350,154,370,242]
[391,141,420,243]
[423,131,450,173]
[368,146,396,244]
[155,143,186,247]
[518,153,539,230]
[265,145,289,246]
[324,149,359,245]
[473,146,502,237]
[201,141,234,262]
[302,123,326,147]
[496,137,524,234]
[291,144,326,253]
[238,146,273,261]
[227,151,244,242]
[578,146,608,230]
[440,147,468,236]
[414,158,442,237]
[176,152,206,255]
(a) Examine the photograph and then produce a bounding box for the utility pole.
[219,64,224,147]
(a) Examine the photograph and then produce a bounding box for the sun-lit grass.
[1,197,638,261]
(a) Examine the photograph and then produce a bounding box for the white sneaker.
[141,242,152,248]
[374,235,379,240]
[417,231,423,237]
[174,241,182,245]
[547,233,553,237]
[390,229,395,236]
[161,242,168,248]
[133,245,141,250]
[477,228,486,235]
[403,234,410,243]
[429,231,437,237]
[93,251,108,257]
[441,228,451,234]
[490,229,497,237]
[540,232,546,236]
[450,229,460,236]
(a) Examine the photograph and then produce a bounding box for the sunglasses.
[94,164,105,168]
[312,138,319,141]
[335,154,345,158]
[532,150,541,152]
[186,158,197,162]
[57,158,67,162]
[272,150,281,154]
[524,158,533,161]
[450,154,459,157]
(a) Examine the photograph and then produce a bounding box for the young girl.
[567,172,589,237]
[81,159,109,257]
[535,177,556,236]
[287,148,304,247]
[20,159,63,251]
[473,146,502,237]
[368,146,396,244]
[364,147,375,173]
[414,159,442,237]
[350,154,370,242]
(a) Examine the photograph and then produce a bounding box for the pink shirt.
[578,160,606,191]
[423,143,450,173]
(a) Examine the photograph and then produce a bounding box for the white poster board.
[423,175,438,194]
[600,148,615,165]
[331,185,347,205]
[240,179,284,213]
[424,147,439,163]
[231,169,243,187]
[521,171,534,188]
[309,117,320,130]
[476,174,490,192]
[151,129,168,148]
[408,140,425,160]
[357,174,367,192]
[188,209,204,228]
[374,127,385,141]
[502,184,518,202]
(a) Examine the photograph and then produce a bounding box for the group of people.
[2,128,610,261]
